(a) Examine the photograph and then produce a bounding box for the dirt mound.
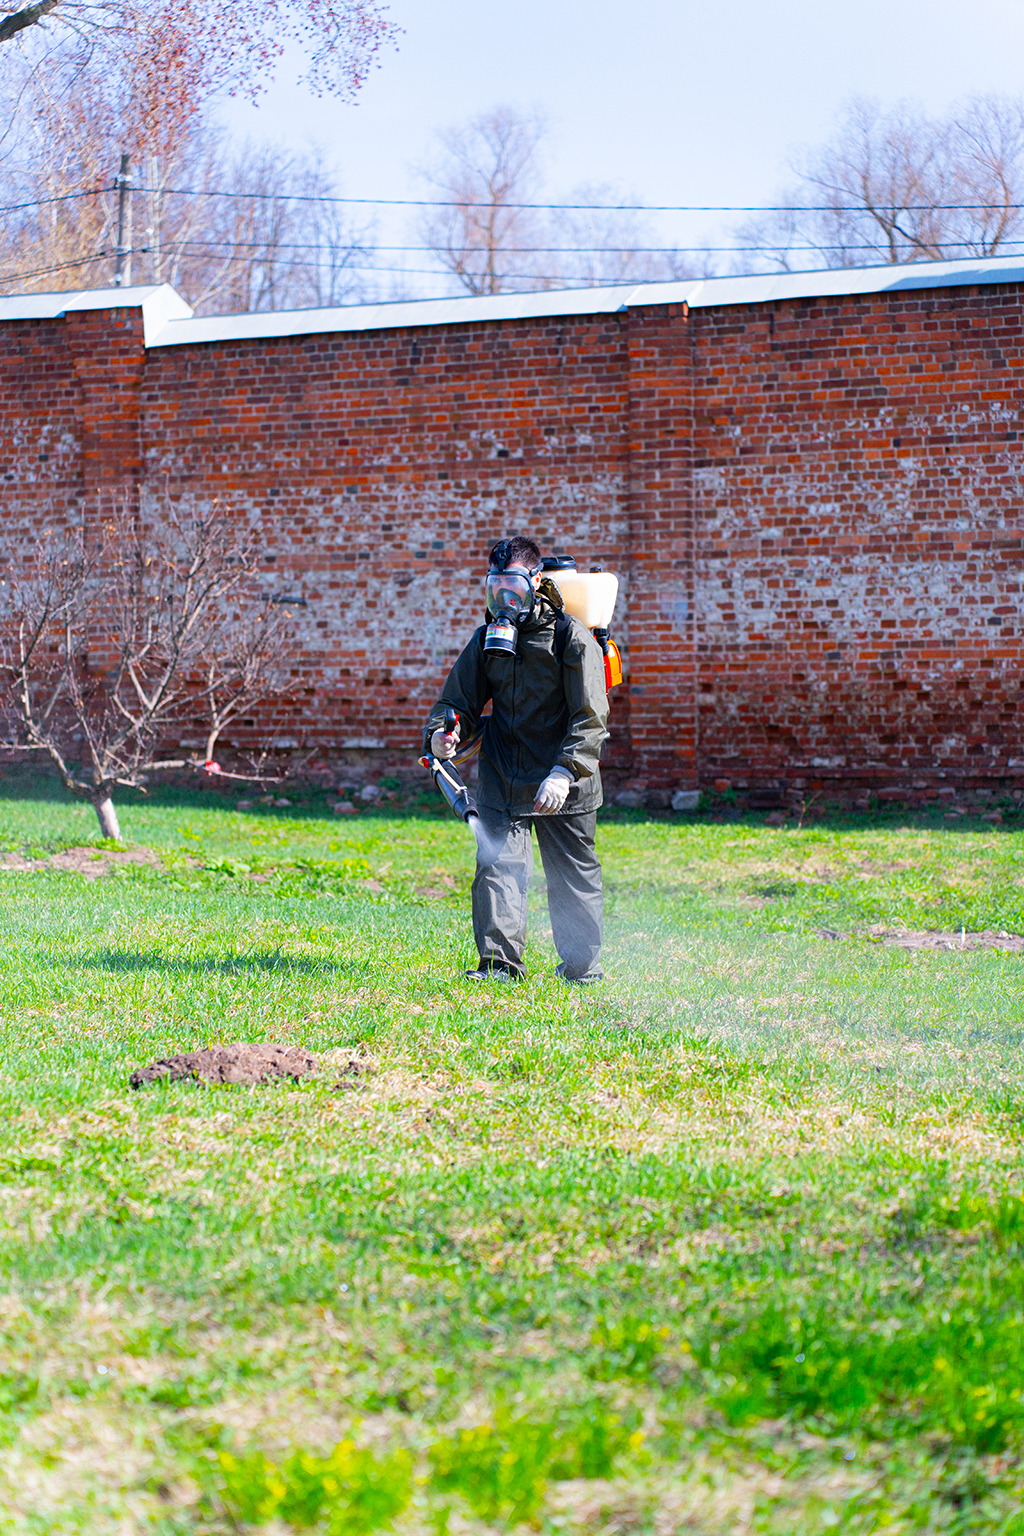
[0,846,158,880]
[818,926,1024,952]
[130,1042,319,1088]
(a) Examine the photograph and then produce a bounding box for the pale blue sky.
[219,0,1024,296]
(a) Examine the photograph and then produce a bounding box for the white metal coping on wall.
[5,252,1024,350]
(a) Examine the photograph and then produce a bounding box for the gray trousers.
[471,806,603,980]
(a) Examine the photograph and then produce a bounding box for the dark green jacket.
[424,580,609,816]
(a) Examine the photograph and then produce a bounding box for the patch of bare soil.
[818,926,1024,952]
[0,846,159,880]
[414,871,459,900]
[130,1042,318,1089]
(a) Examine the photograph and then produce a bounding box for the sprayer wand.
[419,708,479,824]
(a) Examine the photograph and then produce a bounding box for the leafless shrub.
[0,503,297,836]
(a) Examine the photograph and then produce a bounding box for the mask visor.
[485,569,535,619]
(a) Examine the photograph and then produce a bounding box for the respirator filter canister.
[484,616,518,654]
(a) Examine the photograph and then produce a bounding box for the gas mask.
[483,562,539,654]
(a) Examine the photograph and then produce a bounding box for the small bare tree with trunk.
[418,105,550,295]
[0,506,296,838]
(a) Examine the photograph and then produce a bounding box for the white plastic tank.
[543,557,619,629]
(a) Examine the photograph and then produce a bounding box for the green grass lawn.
[1,779,1024,1533]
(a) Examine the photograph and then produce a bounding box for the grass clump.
[428,1400,643,1526]
[211,1440,412,1534]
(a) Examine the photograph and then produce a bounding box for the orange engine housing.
[604,638,623,690]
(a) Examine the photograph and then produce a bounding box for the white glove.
[430,723,460,760]
[533,767,572,814]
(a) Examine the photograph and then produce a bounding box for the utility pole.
[147,153,162,282]
[112,153,133,287]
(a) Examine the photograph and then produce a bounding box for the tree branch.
[0,503,299,831]
[0,0,59,43]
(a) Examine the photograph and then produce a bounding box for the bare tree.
[0,40,374,310]
[0,505,296,838]
[0,52,121,289]
[417,108,704,296]
[192,142,373,314]
[0,0,397,112]
[418,105,550,295]
[737,95,1024,272]
[548,183,696,285]
[287,149,375,307]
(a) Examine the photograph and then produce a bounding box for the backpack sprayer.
[420,556,622,822]
[540,555,623,691]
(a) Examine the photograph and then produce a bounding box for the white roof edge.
[146,253,1024,346]
[4,253,1024,350]
[0,283,193,345]
[147,282,660,347]
[135,284,195,345]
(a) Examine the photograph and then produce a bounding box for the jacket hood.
[538,576,565,610]
[520,578,564,631]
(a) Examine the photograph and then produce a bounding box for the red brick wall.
[141,313,637,778]
[3,281,1023,803]
[0,306,146,532]
[0,317,84,536]
[626,301,695,794]
[692,285,1024,802]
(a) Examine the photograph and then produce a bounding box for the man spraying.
[424,536,609,984]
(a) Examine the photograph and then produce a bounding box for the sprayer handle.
[443,706,459,733]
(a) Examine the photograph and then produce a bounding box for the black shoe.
[555,963,602,986]
[464,962,519,983]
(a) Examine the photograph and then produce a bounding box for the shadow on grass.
[0,769,442,823]
[598,803,1024,835]
[71,949,347,977]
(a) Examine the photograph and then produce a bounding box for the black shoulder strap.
[554,610,571,667]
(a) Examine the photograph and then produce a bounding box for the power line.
[45,231,1024,259]
[0,189,104,215]
[8,184,1024,216]
[13,243,1013,287]
[165,238,1024,254]
[137,189,1024,214]
[8,234,1024,296]
[0,250,111,286]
